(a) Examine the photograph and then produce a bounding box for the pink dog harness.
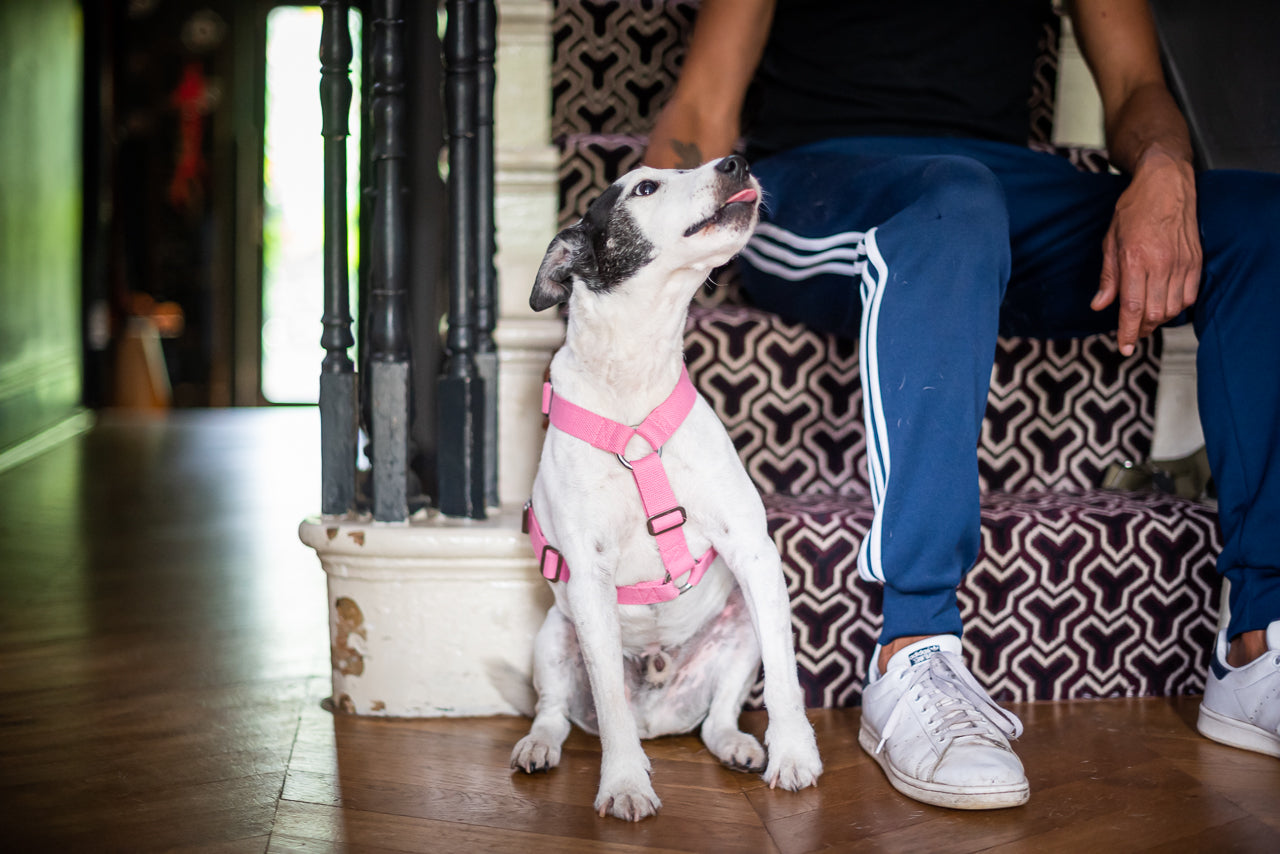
[523,366,718,605]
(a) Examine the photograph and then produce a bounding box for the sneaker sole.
[1197,703,1280,758]
[858,721,1029,810]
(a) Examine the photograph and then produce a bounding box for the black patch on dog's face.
[580,183,656,294]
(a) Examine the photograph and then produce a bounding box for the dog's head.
[529,156,761,312]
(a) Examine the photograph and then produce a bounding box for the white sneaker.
[858,635,1029,809]
[1196,620,1280,758]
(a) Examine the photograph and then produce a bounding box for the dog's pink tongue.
[725,188,758,204]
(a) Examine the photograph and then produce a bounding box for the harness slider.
[540,544,567,582]
[646,506,688,536]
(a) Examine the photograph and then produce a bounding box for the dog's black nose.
[716,155,750,176]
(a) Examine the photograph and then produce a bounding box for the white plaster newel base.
[299,505,551,717]
[296,0,569,719]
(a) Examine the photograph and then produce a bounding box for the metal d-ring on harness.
[522,366,718,605]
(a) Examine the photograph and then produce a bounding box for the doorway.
[259,5,362,404]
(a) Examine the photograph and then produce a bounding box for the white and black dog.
[512,156,822,821]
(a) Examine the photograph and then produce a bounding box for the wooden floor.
[1,409,1276,853]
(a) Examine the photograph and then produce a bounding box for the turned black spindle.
[437,0,487,519]
[368,0,411,522]
[475,0,499,509]
[319,0,358,517]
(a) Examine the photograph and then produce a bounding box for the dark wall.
[1152,0,1280,173]
[86,0,444,418]
[0,0,84,453]
[95,0,242,407]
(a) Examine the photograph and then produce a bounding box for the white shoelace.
[875,651,1024,753]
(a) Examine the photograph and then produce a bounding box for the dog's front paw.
[706,730,767,773]
[595,768,661,821]
[510,734,562,774]
[763,726,823,791]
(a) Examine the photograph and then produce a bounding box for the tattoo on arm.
[671,139,703,169]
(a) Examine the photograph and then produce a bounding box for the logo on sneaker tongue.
[908,644,943,667]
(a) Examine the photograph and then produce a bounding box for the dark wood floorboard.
[0,409,1275,852]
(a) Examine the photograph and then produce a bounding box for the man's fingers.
[1092,230,1120,311]
[1099,226,1146,356]
[1116,290,1144,356]
[1091,279,1117,312]
[1166,270,1189,321]
[1180,240,1203,314]
[1140,266,1167,339]
[1182,271,1200,314]
[1115,255,1150,356]
[1097,156,1202,353]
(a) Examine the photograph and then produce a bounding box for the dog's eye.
[633,180,659,197]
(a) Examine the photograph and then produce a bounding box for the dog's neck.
[552,269,703,425]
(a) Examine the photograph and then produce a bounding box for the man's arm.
[1071,0,1202,356]
[643,0,776,169]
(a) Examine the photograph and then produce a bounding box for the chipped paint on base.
[300,505,552,717]
[332,596,367,676]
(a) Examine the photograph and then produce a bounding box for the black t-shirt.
[744,0,1055,159]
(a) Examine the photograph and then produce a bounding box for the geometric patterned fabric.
[686,309,1221,707]
[686,305,1167,496]
[552,0,1223,705]
[759,491,1219,707]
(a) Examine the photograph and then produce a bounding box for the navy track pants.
[737,136,1280,644]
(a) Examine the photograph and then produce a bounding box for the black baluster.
[319,0,358,517]
[475,0,499,508]
[369,0,411,522]
[438,0,487,519]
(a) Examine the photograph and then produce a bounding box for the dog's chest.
[615,563,736,652]
[541,429,717,569]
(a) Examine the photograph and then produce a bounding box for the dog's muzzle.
[682,156,759,238]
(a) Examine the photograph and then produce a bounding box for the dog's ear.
[530,222,595,311]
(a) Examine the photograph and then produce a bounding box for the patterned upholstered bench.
[552,0,1220,705]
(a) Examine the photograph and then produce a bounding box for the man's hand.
[1091,148,1202,355]
[645,96,738,170]
[641,0,775,169]
[1072,1,1201,356]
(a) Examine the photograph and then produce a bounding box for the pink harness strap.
[524,366,718,605]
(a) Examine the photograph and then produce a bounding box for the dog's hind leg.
[699,592,766,773]
[511,606,583,773]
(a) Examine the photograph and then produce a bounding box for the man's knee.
[917,156,1008,226]
[883,156,1011,295]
